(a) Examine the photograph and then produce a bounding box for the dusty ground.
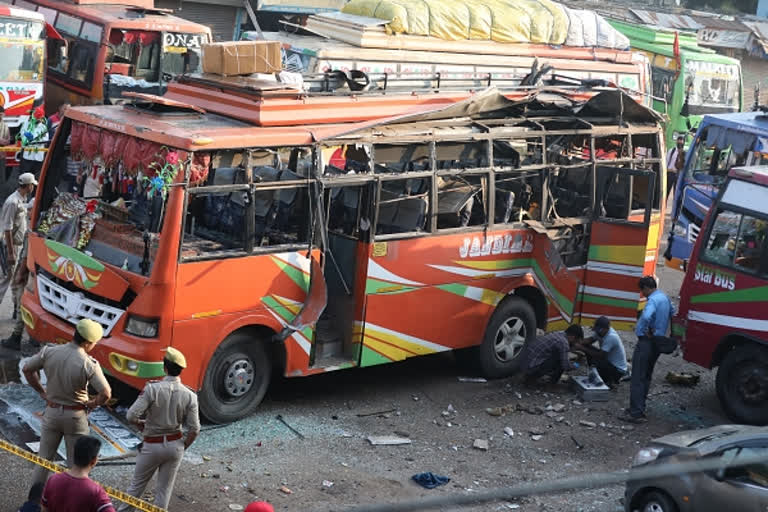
[0,245,725,512]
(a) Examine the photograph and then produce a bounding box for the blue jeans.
[629,336,660,417]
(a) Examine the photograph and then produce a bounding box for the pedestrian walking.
[41,435,115,512]
[576,316,628,387]
[620,276,674,424]
[521,325,583,388]
[118,347,200,511]
[665,135,685,198]
[0,172,36,350]
[22,319,112,483]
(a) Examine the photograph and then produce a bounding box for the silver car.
[625,425,768,512]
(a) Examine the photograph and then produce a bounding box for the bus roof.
[13,0,210,33]
[609,19,739,63]
[0,5,45,23]
[729,166,768,187]
[65,88,662,152]
[699,111,768,138]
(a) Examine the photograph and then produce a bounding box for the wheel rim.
[222,354,255,398]
[493,316,527,362]
[642,501,666,512]
[734,361,768,405]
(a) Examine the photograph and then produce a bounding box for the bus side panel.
[681,261,768,368]
[172,250,318,385]
[357,229,577,367]
[580,221,647,331]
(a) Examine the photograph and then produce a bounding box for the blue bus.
[665,111,768,270]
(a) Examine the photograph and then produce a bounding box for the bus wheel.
[199,332,272,424]
[716,344,768,425]
[478,297,536,379]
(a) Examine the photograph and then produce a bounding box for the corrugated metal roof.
[630,9,702,30]
[690,15,750,32]
[745,20,768,40]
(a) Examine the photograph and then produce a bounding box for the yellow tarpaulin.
[342,0,626,48]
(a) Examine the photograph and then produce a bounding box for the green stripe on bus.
[360,346,393,367]
[581,293,637,309]
[691,285,768,304]
[270,257,310,292]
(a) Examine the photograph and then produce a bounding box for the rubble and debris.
[486,407,505,417]
[579,421,597,428]
[229,505,244,511]
[357,408,397,417]
[322,480,334,488]
[367,435,412,445]
[529,428,545,436]
[504,427,515,437]
[473,439,489,451]
[412,472,451,489]
[665,372,700,387]
[458,377,487,383]
[552,403,566,412]
[530,435,543,441]
[570,436,584,450]
[276,414,305,439]
[279,486,293,495]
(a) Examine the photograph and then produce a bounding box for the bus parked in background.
[665,112,768,271]
[674,165,768,425]
[609,19,742,149]
[20,79,666,423]
[5,0,210,111]
[0,4,49,167]
[259,31,652,106]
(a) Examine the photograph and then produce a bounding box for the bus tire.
[716,344,768,425]
[199,332,272,424]
[478,297,536,379]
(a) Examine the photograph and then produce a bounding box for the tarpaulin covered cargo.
[341,0,629,49]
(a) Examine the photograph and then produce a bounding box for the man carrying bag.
[620,276,675,424]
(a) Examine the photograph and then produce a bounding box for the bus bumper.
[664,257,687,272]
[21,291,167,390]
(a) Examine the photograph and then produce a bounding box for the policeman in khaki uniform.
[22,318,112,483]
[119,347,200,511]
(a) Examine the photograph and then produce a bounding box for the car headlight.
[125,316,159,338]
[633,446,663,466]
[673,223,687,237]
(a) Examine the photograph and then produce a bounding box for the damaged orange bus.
[22,78,666,422]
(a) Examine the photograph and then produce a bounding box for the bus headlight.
[125,316,159,338]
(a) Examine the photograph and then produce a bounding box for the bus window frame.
[44,6,104,91]
[373,171,434,241]
[698,202,768,279]
[594,166,656,227]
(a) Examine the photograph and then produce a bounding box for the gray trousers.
[118,438,185,511]
[34,405,89,483]
[629,336,661,417]
[0,241,22,311]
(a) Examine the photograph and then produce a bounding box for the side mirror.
[59,44,67,62]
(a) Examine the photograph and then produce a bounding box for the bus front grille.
[36,274,125,336]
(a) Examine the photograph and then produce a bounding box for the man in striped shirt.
[522,325,583,386]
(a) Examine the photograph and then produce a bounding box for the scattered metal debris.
[276,414,305,439]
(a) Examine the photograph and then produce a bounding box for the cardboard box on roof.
[202,41,282,76]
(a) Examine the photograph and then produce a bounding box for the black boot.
[1,333,21,350]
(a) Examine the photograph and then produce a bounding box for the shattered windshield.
[35,121,183,275]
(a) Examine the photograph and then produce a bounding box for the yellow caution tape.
[0,438,166,512]
[0,146,48,152]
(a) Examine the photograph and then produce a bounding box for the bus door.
[580,166,658,331]
[311,174,376,368]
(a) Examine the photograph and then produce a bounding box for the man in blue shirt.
[621,276,674,423]
[576,316,627,387]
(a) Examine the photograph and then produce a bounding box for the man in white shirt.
[666,135,685,198]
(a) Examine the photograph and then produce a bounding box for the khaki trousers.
[0,241,22,308]
[34,405,89,483]
[118,438,185,511]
